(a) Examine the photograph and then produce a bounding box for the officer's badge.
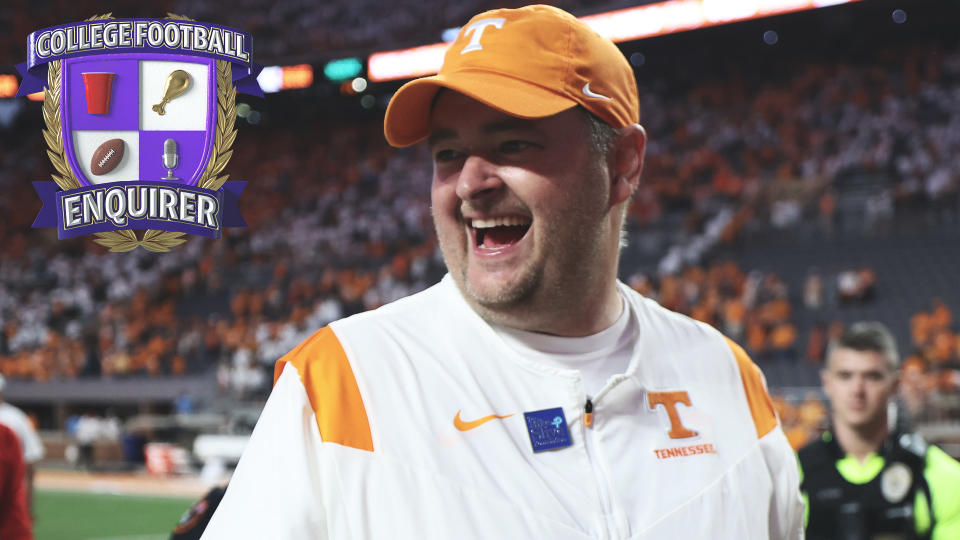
[880,462,912,503]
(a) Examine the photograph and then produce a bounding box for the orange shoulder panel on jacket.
[274,327,374,452]
[725,337,778,439]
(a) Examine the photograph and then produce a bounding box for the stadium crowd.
[0,124,445,393]
[0,25,958,429]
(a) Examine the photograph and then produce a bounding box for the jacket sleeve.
[759,424,806,539]
[202,363,328,539]
[726,337,805,540]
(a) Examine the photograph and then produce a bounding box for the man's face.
[822,347,898,431]
[428,91,614,322]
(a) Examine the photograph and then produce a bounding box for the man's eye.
[500,140,534,154]
[433,149,462,162]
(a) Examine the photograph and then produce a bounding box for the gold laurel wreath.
[40,12,238,252]
[42,62,81,191]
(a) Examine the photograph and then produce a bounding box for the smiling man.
[204,5,803,539]
[427,92,629,336]
[799,322,960,539]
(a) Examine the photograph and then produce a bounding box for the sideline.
[36,468,215,498]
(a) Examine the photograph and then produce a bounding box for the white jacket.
[204,275,803,539]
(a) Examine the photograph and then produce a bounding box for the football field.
[33,469,212,540]
[35,490,195,540]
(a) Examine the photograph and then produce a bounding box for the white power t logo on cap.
[460,18,505,54]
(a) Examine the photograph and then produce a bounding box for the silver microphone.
[162,138,180,181]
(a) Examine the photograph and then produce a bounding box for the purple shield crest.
[61,53,215,187]
[18,17,262,247]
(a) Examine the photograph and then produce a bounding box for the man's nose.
[455,154,504,202]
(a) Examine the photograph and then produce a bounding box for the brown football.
[91,138,125,175]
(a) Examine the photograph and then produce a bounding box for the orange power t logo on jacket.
[648,391,697,439]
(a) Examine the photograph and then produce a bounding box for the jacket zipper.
[582,395,622,538]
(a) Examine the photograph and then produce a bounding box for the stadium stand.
[1,0,662,66]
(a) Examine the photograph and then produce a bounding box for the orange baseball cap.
[384,4,639,148]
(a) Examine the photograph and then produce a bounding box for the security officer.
[799,322,960,539]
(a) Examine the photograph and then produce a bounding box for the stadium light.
[368,0,862,82]
[340,77,368,95]
[0,74,18,98]
[441,27,461,42]
[257,64,314,93]
[257,66,283,93]
[368,42,449,83]
[324,58,363,82]
[281,64,313,90]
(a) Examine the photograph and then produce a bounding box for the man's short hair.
[577,106,633,249]
[579,107,630,249]
[834,321,900,370]
[582,107,619,158]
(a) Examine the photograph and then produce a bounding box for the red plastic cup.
[82,72,115,115]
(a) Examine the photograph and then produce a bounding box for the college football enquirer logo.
[16,13,262,251]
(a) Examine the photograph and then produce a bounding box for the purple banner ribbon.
[17,19,262,97]
[33,181,246,239]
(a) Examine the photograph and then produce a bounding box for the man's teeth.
[471,217,531,229]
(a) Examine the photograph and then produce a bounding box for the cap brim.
[384,71,578,147]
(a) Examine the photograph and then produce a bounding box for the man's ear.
[609,124,646,206]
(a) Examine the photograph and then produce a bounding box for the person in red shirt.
[0,423,32,540]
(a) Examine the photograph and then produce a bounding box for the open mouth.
[470,216,532,250]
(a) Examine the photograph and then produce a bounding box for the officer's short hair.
[834,321,900,371]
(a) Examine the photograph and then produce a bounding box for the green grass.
[35,490,196,540]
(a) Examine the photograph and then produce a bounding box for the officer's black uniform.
[799,431,935,540]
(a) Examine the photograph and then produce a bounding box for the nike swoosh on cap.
[582,82,612,101]
[453,410,514,431]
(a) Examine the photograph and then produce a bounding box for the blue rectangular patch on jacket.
[523,407,572,452]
